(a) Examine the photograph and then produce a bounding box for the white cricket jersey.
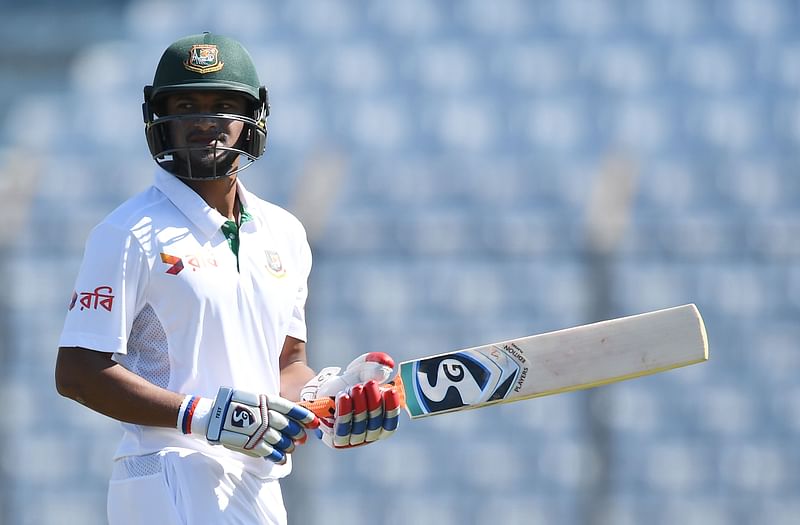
[58,169,311,479]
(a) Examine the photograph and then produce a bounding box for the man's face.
[162,91,250,177]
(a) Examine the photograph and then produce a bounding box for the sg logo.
[231,405,254,428]
[416,356,487,408]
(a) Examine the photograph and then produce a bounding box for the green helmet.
[143,32,270,179]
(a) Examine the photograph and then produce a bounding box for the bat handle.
[299,397,336,419]
[299,377,406,420]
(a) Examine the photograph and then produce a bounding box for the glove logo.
[231,406,254,428]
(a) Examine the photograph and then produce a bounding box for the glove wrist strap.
[177,394,213,436]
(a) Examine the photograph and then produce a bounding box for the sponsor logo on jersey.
[185,253,218,271]
[160,253,184,275]
[265,250,287,278]
[161,252,219,275]
[70,286,115,312]
[184,44,224,74]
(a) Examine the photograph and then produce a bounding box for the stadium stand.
[2,0,799,523]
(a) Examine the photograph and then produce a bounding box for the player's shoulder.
[91,185,169,239]
[246,193,307,238]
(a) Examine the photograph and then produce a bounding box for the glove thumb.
[340,351,395,388]
[300,366,341,402]
[303,352,395,400]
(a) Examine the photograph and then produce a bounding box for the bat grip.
[299,397,336,419]
[299,377,406,419]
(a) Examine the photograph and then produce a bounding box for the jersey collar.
[235,177,256,222]
[154,169,258,239]
[232,177,261,231]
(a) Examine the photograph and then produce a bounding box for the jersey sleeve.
[58,222,149,354]
[285,230,312,343]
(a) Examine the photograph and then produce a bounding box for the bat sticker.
[403,346,522,417]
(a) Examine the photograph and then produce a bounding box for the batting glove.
[178,387,319,464]
[300,352,401,449]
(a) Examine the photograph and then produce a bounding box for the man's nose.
[192,117,218,131]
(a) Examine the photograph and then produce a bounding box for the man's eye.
[219,102,248,114]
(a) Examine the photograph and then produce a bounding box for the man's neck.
[183,175,240,223]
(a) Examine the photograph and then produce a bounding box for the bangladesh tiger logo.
[184,44,224,74]
[265,250,287,278]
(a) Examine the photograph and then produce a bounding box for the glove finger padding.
[365,380,386,442]
[267,408,310,443]
[348,384,368,446]
[267,394,319,429]
[333,391,354,448]
[328,381,401,448]
[381,386,402,437]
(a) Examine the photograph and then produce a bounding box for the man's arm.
[54,346,183,427]
[56,345,319,463]
[279,336,316,402]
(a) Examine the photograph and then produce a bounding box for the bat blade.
[300,304,708,420]
[400,304,708,418]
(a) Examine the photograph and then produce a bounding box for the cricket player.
[55,32,400,525]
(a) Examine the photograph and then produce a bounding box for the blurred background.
[1,0,799,523]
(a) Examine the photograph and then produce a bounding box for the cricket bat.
[301,304,708,419]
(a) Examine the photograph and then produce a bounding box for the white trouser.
[107,449,287,525]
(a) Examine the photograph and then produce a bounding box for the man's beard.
[174,146,239,179]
